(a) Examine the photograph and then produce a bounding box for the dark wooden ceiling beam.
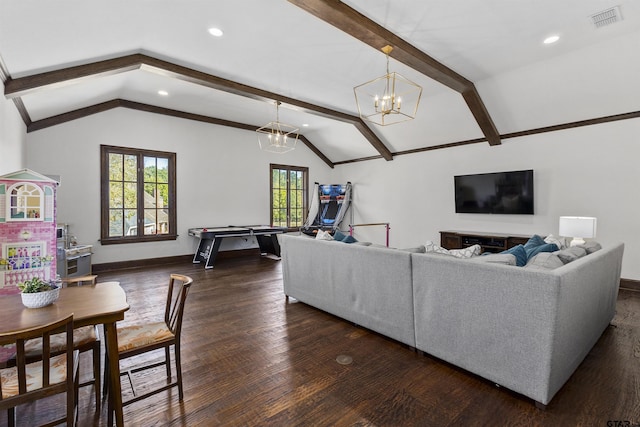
[27,98,335,168]
[287,0,501,146]
[27,99,121,132]
[5,53,392,161]
[4,55,143,97]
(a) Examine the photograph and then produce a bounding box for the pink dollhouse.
[0,169,58,295]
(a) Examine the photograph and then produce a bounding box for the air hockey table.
[188,225,286,269]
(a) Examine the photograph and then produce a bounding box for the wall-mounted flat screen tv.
[454,169,534,214]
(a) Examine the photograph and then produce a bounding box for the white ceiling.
[1,0,639,164]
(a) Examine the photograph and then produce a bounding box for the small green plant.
[17,277,56,293]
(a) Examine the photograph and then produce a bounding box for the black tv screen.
[454,170,534,214]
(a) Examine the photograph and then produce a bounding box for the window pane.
[144,183,156,208]
[124,183,137,208]
[109,153,123,181]
[157,158,169,183]
[289,171,297,190]
[157,183,168,208]
[144,209,157,235]
[109,209,123,237]
[144,156,157,183]
[124,155,137,182]
[124,209,137,235]
[158,208,169,234]
[109,182,123,208]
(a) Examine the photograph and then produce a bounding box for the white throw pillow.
[450,244,482,258]
[315,230,334,241]
[425,240,451,255]
[424,241,481,258]
[544,234,567,250]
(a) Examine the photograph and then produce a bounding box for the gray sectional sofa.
[278,233,624,407]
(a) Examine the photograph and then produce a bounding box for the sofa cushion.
[524,252,564,270]
[556,246,587,264]
[399,245,426,253]
[425,241,480,258]
[470,253,517,265]
[342,235,358,243]
[577,241,602,254]
[500,244,527,267]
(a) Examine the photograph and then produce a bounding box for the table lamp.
[559,216,597,247]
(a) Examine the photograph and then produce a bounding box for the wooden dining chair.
[0,314,79,427]
[106,274,192,423]
[20,274,102,411]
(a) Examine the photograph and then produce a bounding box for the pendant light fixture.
[354,45,422,126]
[257,101,299,153]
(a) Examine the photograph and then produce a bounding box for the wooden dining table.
[0,281,130,427]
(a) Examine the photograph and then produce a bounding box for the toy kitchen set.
[55,223,93,279]
[0,169,92,295]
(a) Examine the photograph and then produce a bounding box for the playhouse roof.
[0,169,59,183]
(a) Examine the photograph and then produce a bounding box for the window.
[270,164,308,230]
[100,145,177,244]
[7,182,43,220]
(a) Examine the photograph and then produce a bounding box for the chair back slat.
[15,340,27,394]
[165,274,192,336]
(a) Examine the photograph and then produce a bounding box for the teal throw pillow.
[342,235,357,244]
[333,230,347,241]
[524,235,545,251]
[501,244,527,267]
[523,234,558,260]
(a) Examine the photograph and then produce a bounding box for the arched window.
[7,182,44,221]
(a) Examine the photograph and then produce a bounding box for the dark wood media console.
[440,230,532,253]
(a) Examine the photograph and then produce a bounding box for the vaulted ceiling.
[1,0,639,167]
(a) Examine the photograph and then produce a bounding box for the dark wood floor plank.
[1,255,638,426]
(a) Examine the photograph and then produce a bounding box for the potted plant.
[18,277,60,308]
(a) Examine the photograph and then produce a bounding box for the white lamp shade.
[559,216,597,246]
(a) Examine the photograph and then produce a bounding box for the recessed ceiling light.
[208,27,224,37]
[543,35,560,44]
[302,123,309,127]
[158,90,169,96]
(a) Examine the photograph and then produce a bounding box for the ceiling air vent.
[590,6,622,28]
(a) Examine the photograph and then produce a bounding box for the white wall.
[0,79,26,173]
[334,117,640,280]
[24,107,640,280]
[25,108,334,264]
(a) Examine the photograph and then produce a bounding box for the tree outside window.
[270,164,308,230]
[100,145,177,244]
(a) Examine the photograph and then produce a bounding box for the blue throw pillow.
[524,235,545,252]
[501,244,527,267]
[526,243,558,259]
[333,230,347,241]
[342,235,358,244]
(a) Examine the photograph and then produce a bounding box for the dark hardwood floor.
[3,255,639,426]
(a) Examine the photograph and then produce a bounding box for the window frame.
[270,164,308,232]
[100,145,177,245]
